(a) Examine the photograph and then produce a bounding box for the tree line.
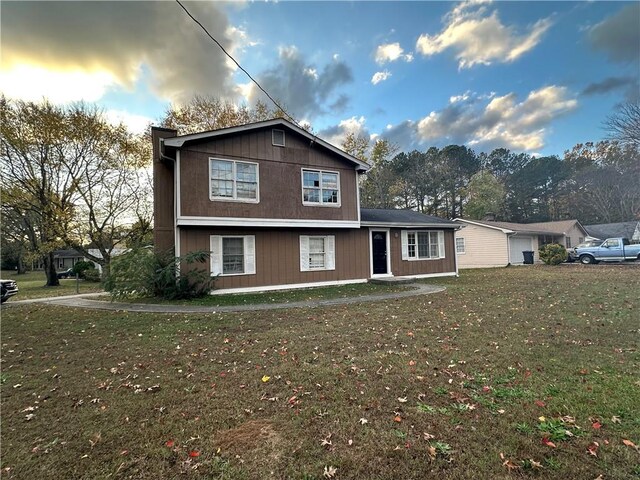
[1,95,638,286]
[346,135,640,225]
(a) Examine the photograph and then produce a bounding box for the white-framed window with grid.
[456,237,465,254]
[401,230,446,260]
[301,169,340,207]
[299,235,335,271]
[209,158,259,202]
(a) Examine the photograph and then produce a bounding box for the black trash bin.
[522,251,534,264]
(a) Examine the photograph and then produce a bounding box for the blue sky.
[1,1,638,156]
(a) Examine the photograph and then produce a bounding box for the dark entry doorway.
[372,231,388,275]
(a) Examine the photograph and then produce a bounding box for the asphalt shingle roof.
[360,208,458,227]
[585,221,640,240]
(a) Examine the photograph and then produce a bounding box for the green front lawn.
[2,265,639,479]
[1,270,104,300]
[110,281,410,307]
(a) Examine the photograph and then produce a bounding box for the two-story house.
[152,119,459,294]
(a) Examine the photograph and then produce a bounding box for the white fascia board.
[361,222,459,229]
[162,118,370,171]
[177,216,361,229]
[452,218,513,234]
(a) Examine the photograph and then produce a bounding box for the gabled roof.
[585,221,640,240]
[161,118,370,171]
[525,219,588,236]
[361,208,459,228]
[452,218,567,236]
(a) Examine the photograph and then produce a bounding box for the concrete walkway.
[5,283,445,313]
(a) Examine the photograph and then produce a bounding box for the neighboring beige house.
[452,218,588,268]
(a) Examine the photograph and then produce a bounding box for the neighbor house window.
[300,235,335,271]
[456,237,465,254]
[578,237,584,244]
[302,169,340,206]
[402,230,445,260]
[566,237,572,248]
[210,158,259,202]
[210,235,256,276]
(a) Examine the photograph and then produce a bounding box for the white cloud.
[374,43,414,65]
[319,116,369,149]
[371,70,392,85]
[416,1,552,69]
[414,86,577,150]
[105,109,154,134]
[1,2,240,103]
[0,65,116,103]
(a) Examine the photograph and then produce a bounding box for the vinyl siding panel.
[455,224,509,268]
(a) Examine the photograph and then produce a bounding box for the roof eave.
[361,221,459,229]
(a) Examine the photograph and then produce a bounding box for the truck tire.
[580,255,596,265]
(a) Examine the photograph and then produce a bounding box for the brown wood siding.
[390,228,456,276]
[152,128,177,252]
[180,227,370,290]
[178,128,359,221]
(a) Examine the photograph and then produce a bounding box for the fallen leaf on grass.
[165,440,175,448]
[397,397,407,403]
[622,439,638,450]
[541,437,556,448]
[261,375,271,383]
[611,416,621,424]
[359,418,368,425]
[534,400,546,407]
[393,415,402,423]
[592,422,602,430]
[499,453,519,471]
[188,451,200,458]
[423,432,435,441]
[587,442,599,457]
[323,465,337,478]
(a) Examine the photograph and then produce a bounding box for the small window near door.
[456,237,465,254]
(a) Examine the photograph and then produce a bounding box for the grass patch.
[108,282,410,306]
[1,265,639,479]
[1,270,103,300]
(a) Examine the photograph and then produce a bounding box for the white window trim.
[209,157,260,204]
[210,235,256,277]
[401,230,446,261]
[456,237,465,255]
[301,168,341,208]
[300,235,336,272]
[272,129,285,147]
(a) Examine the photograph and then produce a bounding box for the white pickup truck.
[576,237,640,264]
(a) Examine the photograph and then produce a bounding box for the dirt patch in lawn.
[214,420,282,459]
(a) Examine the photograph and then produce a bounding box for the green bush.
[82,267,101,282]
[104,248,214,300]
[539,243,567,265]
[72,260,95,277]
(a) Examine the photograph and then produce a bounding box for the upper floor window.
[302,169,340,206]
[210,158,259,202]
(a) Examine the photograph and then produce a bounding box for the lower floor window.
[300,235,335,271]
[456,237,465,254]
[402,230,445,260]
[211,235,256,276]
[222,237,244,274]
